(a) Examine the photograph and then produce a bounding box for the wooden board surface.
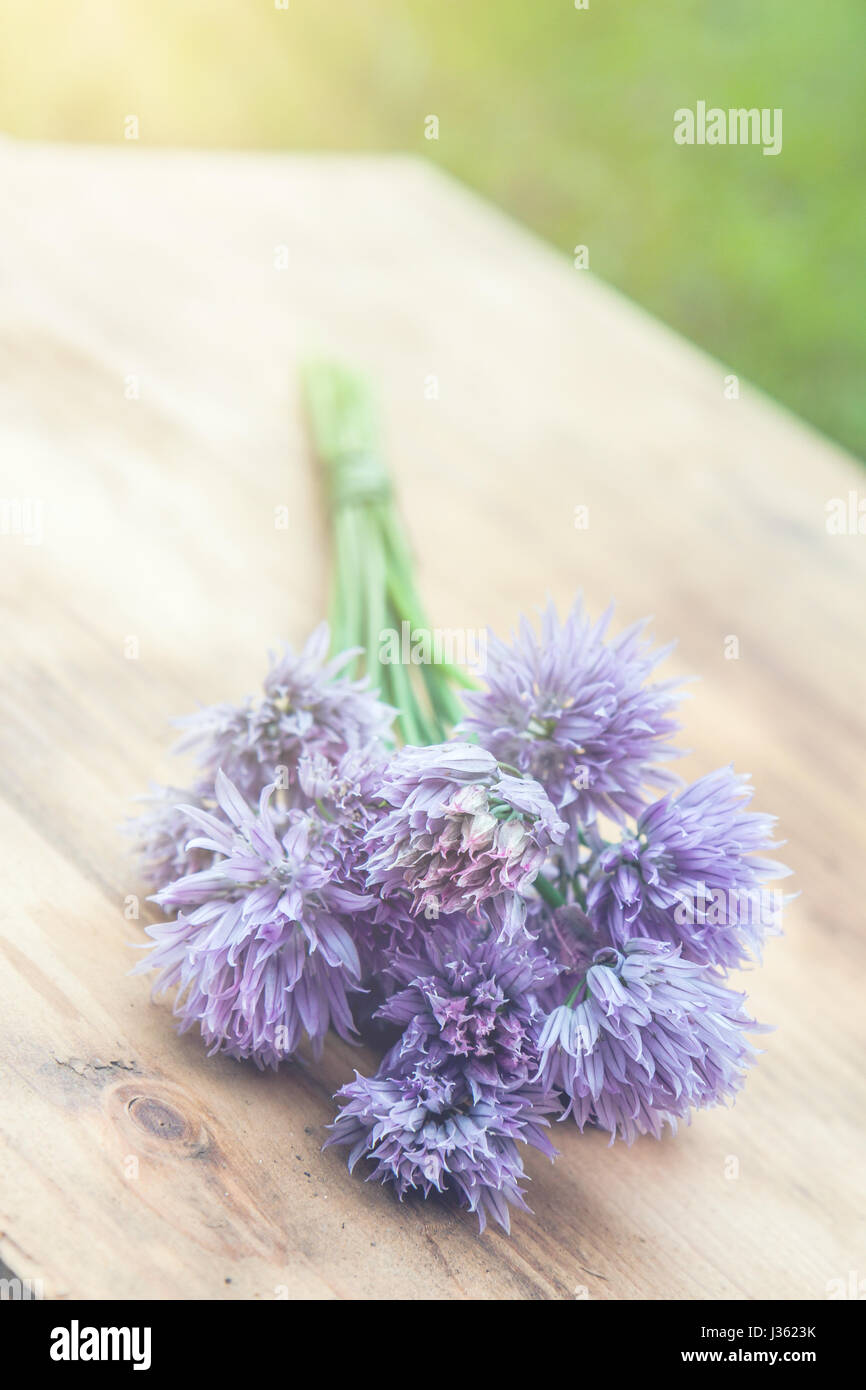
[1,139,864,1301]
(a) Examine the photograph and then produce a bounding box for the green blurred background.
[2,0,862,457]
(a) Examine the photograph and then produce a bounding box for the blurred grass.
[1,0,862,457]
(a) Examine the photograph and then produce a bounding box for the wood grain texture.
[0,139,864,1301]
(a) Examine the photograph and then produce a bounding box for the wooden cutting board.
[1,139,863,1300]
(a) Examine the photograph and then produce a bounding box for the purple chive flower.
[459,599,684,859]
[127,782,217,889]
[363,742,566,922]
[327,1058,557,1233]
[295,745,429,977]
[174,623,395,800]
[327,916,561,1231]
[137,770,377,1067]
[296,745,385,878]
[533,902,599,980]
[377,914,561,1094]
[536,940,763,1143]
[586,767,791,969]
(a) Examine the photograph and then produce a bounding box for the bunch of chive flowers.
[130,364,790,1234]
